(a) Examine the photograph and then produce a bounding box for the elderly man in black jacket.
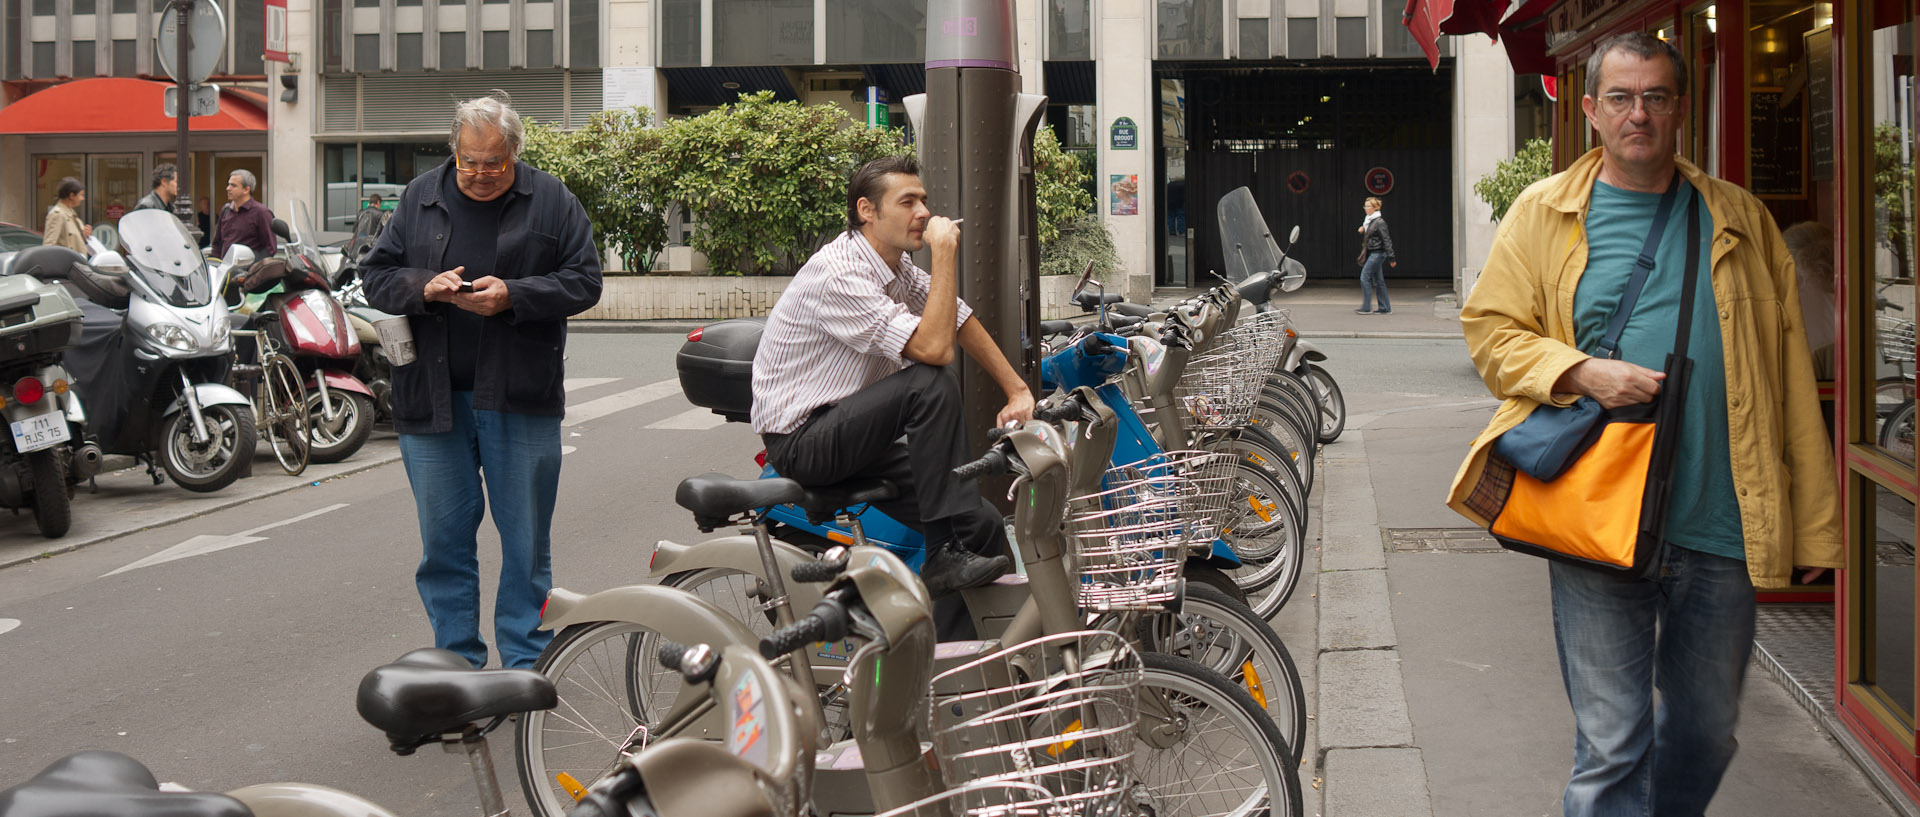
[361,92,602,669]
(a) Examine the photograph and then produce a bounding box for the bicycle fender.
[1204,538,1245,567]
[161,383,252,416]
[306,370,375,397]
[227,783,402,817]
[1283,338,1327,371]
[537,585,761,649]
[646,535,829,611]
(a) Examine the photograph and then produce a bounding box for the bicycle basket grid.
[1067,451,1229,611]
[1176,314,1287,429]
[1880,314,1916,364]
[928,631,1143,817]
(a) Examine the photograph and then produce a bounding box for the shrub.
[521,107,668,273]
[1472,137,1554,222]
[1034,126,1095,246]
[1040,213,1120,280]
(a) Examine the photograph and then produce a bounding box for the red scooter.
[233,207,377,464]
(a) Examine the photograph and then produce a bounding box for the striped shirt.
[751,230,972,434]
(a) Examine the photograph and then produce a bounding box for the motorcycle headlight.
[146,322,199,352]
[209,314,232,346]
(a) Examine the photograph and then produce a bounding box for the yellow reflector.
[1248,496,1276,523]
[557,773,587,802]
[51,379,68,394]
[825,530,855,545]
[1243,661,1268,709]
[1046,719,1084,757]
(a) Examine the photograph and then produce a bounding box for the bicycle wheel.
[260,354,309,476]
[516,619,687,817]
[1133,653,1303,817]
[1248,395,1316,491]
[1300,364,1347,443]
[1214,457,1304,616]
[1137,584,1307,756]
[1224,427,1309,532]
[1882,400,1916,461]
[1262,372,1320,441]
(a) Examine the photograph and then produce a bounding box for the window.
[2,1,17,79]
[31,0,53,15]
[569,0,598,68]
[1381,12,1432,59]
[231,0,265,75]
[322,0,345,71]
[482,30,509,69]
[114,0,135,13]
[1238,18,1268,60]
[1158,0,1223,59]
[826,0,922,63]
[1048,0,1091,60]
[73,42,96,78]
[440,31,467,69]
[660,0,701,67]
[31,41,52,78]
[75,0,96,13]
[112,39,134,76]
[33,156,85,227]
[398,32,423,71]
[1287,17,1317,59]
[355,33,379,71]
[1335,17,1367,59]
[527,30,553,69]
[719,0,814,66]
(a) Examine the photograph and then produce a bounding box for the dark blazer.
[1360,216,1396,262]
[360,158,603,434]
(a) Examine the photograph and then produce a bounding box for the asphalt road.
[0,335,1478,814]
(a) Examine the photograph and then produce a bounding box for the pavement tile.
[1323,748,1434,817]
[1319,648,1414,749]
[1319,569,1397,651]
[1318,430,1387,572]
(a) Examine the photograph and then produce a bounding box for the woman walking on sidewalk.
[1356,196,1397,314]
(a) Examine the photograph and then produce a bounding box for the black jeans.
[762,363,1008,558]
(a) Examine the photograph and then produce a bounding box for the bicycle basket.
[1174,339,1265,429]
[1066,451,1229,611]
[928,631,1143,817]
[1880,314,1916,364]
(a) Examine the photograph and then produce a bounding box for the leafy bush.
[1040,213,1120,279]
[1034,126,1095,246]
[521,108,668,272]
[1876,122,1914,276]
[1472,137,1554,222]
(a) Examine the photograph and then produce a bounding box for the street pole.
[172,0,197,239]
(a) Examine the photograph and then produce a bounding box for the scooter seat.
[0,751,251,817]
[676,473,806,531]
[794,477,899,525]
[1075,291,1126,310]
[1039,319,1075,336]
[355,648,557,755]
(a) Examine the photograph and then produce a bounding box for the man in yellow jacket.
[1451,32,1840,817]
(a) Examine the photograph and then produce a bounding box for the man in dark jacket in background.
[360,92,603,669]
[133,164,177,213]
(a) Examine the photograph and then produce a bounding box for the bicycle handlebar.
[760,594,852,659]
[953,448,1011,482]
[1034,393,1089,424]
[790,554,849,584]
[656,640,719,685]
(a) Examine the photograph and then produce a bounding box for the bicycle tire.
[1137,584,1308,755]
[1214,457,1304,615]
[1134,652,1303,817]
[1223,426,1309,531]
[260,354,309,476]
[1300,363,1347,443]
[1882,400,1916,461]
[1249,394,1316,490]
[1261,371,1320,440]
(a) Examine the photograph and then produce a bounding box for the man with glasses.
[1450,32,1839,816]
[361,92,602,670]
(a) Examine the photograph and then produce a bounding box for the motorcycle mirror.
[89,250,130,275]
[1288,225,1301,245]
[1069,260,1098,302]
[225,244,256,271]
[270,218,293,242]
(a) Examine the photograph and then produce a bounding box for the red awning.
[0,77,268,135]
[1403,0,1554,72]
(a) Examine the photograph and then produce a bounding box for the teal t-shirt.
[1572,180,1745,561]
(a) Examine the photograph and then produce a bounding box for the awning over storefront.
[1402,0,1553,72]
[0,78,269,135]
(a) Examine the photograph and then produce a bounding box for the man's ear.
[856,196,878,229]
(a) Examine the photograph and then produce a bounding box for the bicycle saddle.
[0,750,251,817]
[794,477,899,525]
[355,648,557,755]
[676,473,806,532]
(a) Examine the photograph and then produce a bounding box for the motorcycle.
[1216,186,1347,443]
[231,201,376,464]
[325,206,398,428]
[0,246,105,536]
[58,209,255,492]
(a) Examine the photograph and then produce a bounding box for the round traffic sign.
[155,1,227,86]
[1365,167,1395,196]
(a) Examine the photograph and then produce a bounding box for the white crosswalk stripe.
[644,408,729,431]
[563,378,682,426]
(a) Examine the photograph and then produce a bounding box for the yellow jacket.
[41,202,86,254]
[1449,149,1841,589]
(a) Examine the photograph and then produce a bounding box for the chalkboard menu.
[1807,27,1834,181]
[1750,89,1806,198]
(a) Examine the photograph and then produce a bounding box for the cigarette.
[951,218,964,225]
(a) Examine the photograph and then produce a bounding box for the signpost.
[156,0,225,238]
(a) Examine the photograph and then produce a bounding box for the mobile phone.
[458,280,475,293]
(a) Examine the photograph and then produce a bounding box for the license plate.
[11,409,69,454]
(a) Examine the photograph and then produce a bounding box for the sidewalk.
[1304,398,1909,816]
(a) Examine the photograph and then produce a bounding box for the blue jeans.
[397,392,562,669]
[1550,546,1755,817]
[1360,253,1391,312]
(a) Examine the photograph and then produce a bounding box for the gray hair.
[1585,32,1689,99]
[449,91,524,157]
[229,168,257,192]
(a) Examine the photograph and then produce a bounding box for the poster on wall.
[603,66,658,119]
[1111,175,1139,215]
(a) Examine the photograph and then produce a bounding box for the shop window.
[398,33,423,71]
[1158,0,1223,59]
[827,0,923,63]
[32,156,85,229]
[89,155,141,225]
[73,42,95,78]
[482,30,509,70]
[527,30,553,69]
[659,0,700,67]
[1865,480,1916,722]
[1239,19,1269,60]
[569,0,599,68]
[1866,9,1916,465]
[1048,0,1091,61]
[1335,17,1367,59]
[439,31,466,70]
[721,0,814,66]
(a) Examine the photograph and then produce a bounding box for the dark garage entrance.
[1159,66,1455,285]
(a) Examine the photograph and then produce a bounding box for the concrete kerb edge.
[1751,642,1920,817]
[0,449,405,571]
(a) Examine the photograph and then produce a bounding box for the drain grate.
[1753,605,1836,717]
[1386,528,1505,553]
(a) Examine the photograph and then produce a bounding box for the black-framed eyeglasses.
[1596,91,1679,117]
[455,157,511,177]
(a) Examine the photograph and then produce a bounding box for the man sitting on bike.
[752,155,1032,598]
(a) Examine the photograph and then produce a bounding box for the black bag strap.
[1671,193,1703,361]
[1595,171,1684,360]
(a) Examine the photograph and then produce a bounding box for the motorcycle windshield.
[118,209,213,307]
[1216,186,1285,284]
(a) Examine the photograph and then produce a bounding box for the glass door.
[1160,78,1188,287]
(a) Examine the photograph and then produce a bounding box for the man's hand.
[454,275,512,316]
[1798,567,1830,585]
[925,215,961,257]
[424,266,466,303]
[996,391,1035,428]
[1557,358,1665,409]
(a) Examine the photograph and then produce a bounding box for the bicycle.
[230,315,310,476]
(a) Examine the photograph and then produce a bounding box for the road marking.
[563,377,621,392]
[103,503,352,577]
[645,408,728,431]
[561,446,578,456]
[0,618,18,636]
[563,378,681,426]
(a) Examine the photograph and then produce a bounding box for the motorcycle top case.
[0,273,83,363]
[676,318,762,424]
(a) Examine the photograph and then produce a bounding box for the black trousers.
[762,363,1008,559]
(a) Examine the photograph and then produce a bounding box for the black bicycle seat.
[356,648,557,755]
[1039,319,1075,336]
[0,751,251,817]
[794,477,899,525]
[675,473,806,532]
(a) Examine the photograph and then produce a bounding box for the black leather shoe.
[1354,309,1375,315]
[920,545,1011,597]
